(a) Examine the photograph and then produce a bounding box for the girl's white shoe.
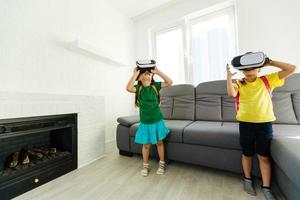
[156,160,166,175]
[141,163,150,177]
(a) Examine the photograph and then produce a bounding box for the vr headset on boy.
[136,59,156,74]
[231,52,270,70]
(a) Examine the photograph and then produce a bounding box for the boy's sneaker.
[156,160,166,175]
[141,163,150,177]
[262,187,276,200]
[243,177,256,196]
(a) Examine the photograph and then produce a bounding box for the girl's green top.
[134,82,163,124]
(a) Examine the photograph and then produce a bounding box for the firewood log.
[49,148,57,154]
[19,148,30,165]
[28,150,43,159]
[32,147,49,155]
[7,152,19,168]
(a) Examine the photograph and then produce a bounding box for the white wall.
[236,0,300,67]
[0,0,136,143]
[134,0,300,75]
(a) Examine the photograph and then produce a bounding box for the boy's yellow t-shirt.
[235,72,285,123]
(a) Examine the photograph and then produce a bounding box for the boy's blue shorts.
[239,121,273,157]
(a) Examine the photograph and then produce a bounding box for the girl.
[226,58,296,200]
[126,66,173,177]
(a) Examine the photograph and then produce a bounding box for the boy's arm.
[226,64,238,97]
[152,67,173,88]
[268,60,296,79]
[126,67,140,93]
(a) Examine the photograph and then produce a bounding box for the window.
[190,7,237,83]
[152,4,237,85]
[154,27,185,84]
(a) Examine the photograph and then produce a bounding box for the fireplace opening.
[0,114,77,200]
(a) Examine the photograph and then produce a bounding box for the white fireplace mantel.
[0,92,105,168]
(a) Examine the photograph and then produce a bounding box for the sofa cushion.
[160,96,173,119]
[129,120,193,143]
[196,80,234,121]
[272,73,300,124]
[117,115,139,127]
[165,120,193,143]
[292,92,300,124]
[272,93,298,124]
[183,121,240,150]
[222,96,237,122]
[271,125,300,190]
[272,124,300,138]
[196,95,222,121]
[160,84,195,120]
[271,138,300,190]
[195,80,224,121]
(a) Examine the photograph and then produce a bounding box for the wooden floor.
[14,142,285,200]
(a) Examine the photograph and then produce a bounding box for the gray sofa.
[116,73,300,200]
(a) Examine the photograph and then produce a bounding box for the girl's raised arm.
[151,67,173,88]
[126,67,140,93]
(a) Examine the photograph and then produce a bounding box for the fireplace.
[0,114,77,200]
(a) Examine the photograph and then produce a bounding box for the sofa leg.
[119,150,133,157]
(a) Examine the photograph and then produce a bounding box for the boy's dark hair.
[135,77,160,107]
[240,78,246,85]
[239,66,262,85]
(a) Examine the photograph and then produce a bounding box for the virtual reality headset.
[231,52,269,70]
[136,60,156,74]
[136,59,156,74]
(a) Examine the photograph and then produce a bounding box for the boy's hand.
[226,64,236,79]
[263,57,272,67]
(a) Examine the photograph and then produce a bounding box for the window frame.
[151,21,187,83]
[150,1,238,84]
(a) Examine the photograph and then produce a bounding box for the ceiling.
[110,0,177,18]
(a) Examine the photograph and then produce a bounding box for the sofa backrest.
[159,73,300,124]
[160,84,195,120]
[195,73,300,124]
[195,80,230,121]
[273,73,300,124]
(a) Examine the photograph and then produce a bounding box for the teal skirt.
[135,119,170,144]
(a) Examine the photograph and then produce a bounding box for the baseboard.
[78,155,106,168]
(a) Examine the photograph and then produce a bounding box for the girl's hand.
[151,66,160,74]
[226,64,236,79]
[127,67,140,93]
[133,67,140,75]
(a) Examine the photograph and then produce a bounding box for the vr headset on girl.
[231,52,270,70]
[136,59,156,74]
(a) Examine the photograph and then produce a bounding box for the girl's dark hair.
[135,77,160,107]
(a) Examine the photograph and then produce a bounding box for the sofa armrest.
[117,115,139,127]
